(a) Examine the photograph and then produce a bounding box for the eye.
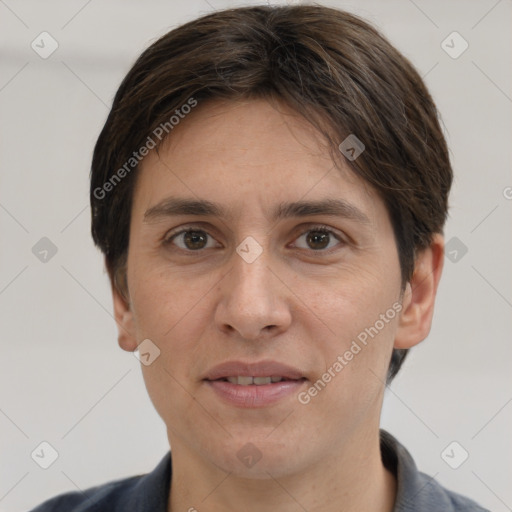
[292,225,343,252]
[164,228,220,251]
[163,224,344,254]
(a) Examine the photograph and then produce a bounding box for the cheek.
[128,262,217,340]
[305,266,401,376]
[130,268,216,428]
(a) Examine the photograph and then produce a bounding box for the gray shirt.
[29,430,489,511]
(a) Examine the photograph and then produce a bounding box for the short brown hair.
[90,4,452,382]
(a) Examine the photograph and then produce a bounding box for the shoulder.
[410,470,490,512]
[28,475,143,512]
[379,430,490,512]
[28,453,172,512]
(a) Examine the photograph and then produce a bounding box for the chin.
[203,434,308,480]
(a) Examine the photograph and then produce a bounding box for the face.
[115,98,420,479]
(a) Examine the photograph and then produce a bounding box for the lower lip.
[205,379,307,408]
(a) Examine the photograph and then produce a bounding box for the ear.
[108,261,138,352]
[394,234,444,349]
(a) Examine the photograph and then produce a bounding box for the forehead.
[133,98,381,222]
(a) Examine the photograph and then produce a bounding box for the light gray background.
[0,0,510,511]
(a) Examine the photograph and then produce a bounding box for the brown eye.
[306,230,330,250]
[293,227,342,251]
[183,230,208,250]
[167,229,218,251]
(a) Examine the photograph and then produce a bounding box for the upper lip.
[203,360,305,381]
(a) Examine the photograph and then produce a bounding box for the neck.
[168,426,396,512]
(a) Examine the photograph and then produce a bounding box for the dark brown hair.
[90,4,452,382]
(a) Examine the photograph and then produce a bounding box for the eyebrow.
[143,197,370,224]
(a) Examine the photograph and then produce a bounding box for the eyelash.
[163,224,345,255]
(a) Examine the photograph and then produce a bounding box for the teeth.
[237,376,254,386]
[253,376,272,385]
[225,376,285,385]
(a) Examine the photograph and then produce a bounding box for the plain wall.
[0,0,510,511]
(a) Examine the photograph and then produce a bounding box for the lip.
[202,360,305,381]
[202,360,307,408]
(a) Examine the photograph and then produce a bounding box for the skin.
[111,97,444,512]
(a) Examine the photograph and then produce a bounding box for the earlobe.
[394,234,444,350]
[109,266,138,352]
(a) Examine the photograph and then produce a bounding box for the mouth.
[202,360,308,408]
[214,375,304,386]
[203,359,306,381]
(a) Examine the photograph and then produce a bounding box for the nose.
[214,247,292,341]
